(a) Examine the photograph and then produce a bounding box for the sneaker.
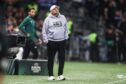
[48,76,55,80]
[57,75,66,80]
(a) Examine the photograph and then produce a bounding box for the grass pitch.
[4,62,126,84]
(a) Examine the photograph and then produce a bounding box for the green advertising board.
[6,59,48,76]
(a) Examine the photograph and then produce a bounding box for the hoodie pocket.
[52,28,65,40]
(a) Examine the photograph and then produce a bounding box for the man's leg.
[57,40,66,76]
[47,41,57,76]
[123,45,126,63]
[23,40,30,59]
[30,42,39,59]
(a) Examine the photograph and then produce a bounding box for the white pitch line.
[5,78,46,84]
[104,78,126,84]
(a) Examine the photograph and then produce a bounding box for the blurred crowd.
[59,0,126,63]
[1,0,126,63]
[96,0,126,63]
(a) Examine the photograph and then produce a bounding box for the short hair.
[27,8,35,12]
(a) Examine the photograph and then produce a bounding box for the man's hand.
[35,39,42,45]
[38,39,42,45]
[26,33,30,37]
[43,40,48,44]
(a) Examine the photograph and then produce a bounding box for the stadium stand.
[0,0,126,63]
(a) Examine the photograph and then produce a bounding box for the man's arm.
[64,16,69,40]
[42,19,48,44]
[19,17,29,35]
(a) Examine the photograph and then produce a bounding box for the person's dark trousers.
[118,43,126,63]
[23,39,38,59]
[122,45,126,63]
[107,46,116,63]
[47,40,66,76]
[90,43,99,62]
[117,43,124,63]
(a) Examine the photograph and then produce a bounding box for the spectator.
[88,30,99,62]
[105,25,116,63]
[117,12,126,63]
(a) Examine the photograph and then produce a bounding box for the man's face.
[29,9,36,17]
[51,7,59,16]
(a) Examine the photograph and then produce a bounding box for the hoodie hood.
[48,13,61,18]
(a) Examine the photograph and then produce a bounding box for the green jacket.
[67,20,73,35]
[89,33,97,43]
[19,16,38,41]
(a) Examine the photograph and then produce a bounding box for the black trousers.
[23,39,38,59]
[118,43,126,63]
[90,43,99,62]
[107,46,116,63]
[47,40,66,76]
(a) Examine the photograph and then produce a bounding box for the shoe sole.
[48,79,55,81]
[57,78,66,81]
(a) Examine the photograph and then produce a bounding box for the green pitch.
[4,62,126,84]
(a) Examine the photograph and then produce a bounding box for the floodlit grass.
[4,62,126,84]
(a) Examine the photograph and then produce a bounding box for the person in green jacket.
[19,8,41,59]
[88,31,99,62]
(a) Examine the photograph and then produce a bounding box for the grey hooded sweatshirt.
[42,13,69,43]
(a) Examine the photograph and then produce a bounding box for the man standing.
[42,5,69,80]
[19,8,41,59]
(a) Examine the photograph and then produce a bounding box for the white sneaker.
[57,75,66,80]
[48,76,55,80]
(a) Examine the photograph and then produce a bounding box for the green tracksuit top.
[19,16,38,41]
